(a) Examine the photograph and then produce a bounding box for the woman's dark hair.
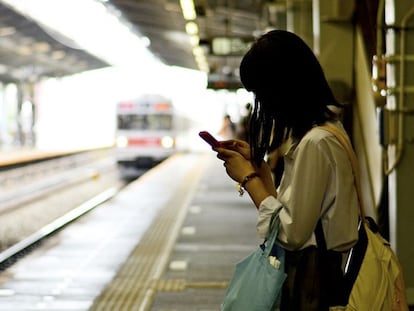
[239,30,342,165]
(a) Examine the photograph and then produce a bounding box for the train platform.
[0,146,113,168]
[0,147,73,167]
[0,152,261,310]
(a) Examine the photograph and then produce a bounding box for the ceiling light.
[16,46,32,56]
[192,46,204,56]
[141,36,151,47]
[33,42,51,53]
[51,50,66,60]
[180,0,196,20]
[0,26,16,36]
[189,35,199,46]
[199,65,209,72]
[195,54,206,64]
[185,22,198,35]
[197,59,209,72]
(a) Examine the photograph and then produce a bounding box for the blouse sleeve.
[277,136,333,250]
[257,196,283,238]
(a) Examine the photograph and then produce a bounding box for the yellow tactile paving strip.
[90,153,211,311]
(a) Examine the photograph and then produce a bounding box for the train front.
[115,94,176,178]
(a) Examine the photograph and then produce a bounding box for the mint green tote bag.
[221,214,286,311]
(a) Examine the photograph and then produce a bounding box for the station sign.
[210,36,253,56]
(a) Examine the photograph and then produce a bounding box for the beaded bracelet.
[238,172,260,196]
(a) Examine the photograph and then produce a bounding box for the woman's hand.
[213,139,255,183]
[213,139,277,208]
[215,140,275,192]
[218,139,251,160]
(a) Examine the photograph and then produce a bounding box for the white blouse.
[257,121,359,252]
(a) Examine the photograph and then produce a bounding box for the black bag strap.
[315,219,327,250]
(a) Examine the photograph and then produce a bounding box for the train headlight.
[161,136,174,148]
[116,136,128,148]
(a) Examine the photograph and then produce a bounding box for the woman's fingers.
[215,147,236,161]
[215,139,251,160]
[220,139,249,149]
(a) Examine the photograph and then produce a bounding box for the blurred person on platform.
[236,103,253,141]
[218,114,236,140]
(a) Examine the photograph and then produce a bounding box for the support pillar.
[384,0,414,303]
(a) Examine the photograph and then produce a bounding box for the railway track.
[0,187,119,269]
[0,149,128,269]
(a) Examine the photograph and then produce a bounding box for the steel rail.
[0,186,119,269]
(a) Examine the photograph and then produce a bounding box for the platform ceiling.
[0,2,109,83]
[0,0,276,83]
[106,0,266,70]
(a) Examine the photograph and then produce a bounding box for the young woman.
[214,30,359,310]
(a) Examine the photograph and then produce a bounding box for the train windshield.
[117,114,173,130]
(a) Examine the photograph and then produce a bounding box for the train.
[115,94,178,178]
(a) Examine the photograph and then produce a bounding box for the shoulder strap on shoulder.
[318,124,366,220]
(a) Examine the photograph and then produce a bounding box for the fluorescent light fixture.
[16,45,32,56]
[0,26,16,36]
[32,42,51,53]
[141,36,151,47]
[192,46,204,57]
[189,35,199,46]
[180,0,196,20]
[192,46,209,72]
[179,1,205,72]
[196,56,208,71]
[51,50,66,60]
[185,22,198,35]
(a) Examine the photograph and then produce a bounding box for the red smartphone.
[199,131,220,147]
